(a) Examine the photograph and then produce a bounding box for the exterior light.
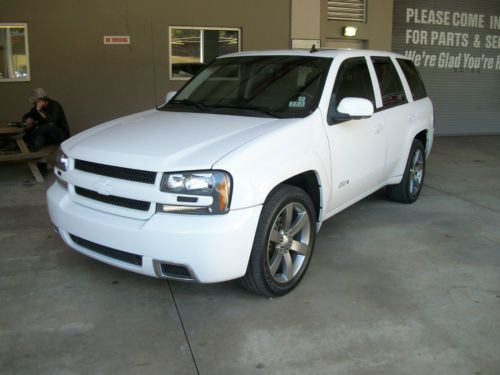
[343,26,357,37]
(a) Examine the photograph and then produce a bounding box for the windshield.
[160,55,332,118]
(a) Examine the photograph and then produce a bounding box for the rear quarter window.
[397,58,428,101]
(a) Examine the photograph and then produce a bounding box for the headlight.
[55,147,68,172]
[159,171,232,214]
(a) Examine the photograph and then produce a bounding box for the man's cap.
[28,88,48,102]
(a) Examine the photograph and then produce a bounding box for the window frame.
[168,26,241,81]
[0,22,31,82]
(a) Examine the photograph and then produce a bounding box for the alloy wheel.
[266,202,311,283]
[409,149,424,195]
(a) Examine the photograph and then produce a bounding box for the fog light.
[157,204,211,214]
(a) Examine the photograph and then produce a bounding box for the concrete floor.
[1,136,499,375]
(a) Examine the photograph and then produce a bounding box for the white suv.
[47,49,433,296]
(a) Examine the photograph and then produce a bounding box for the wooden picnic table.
[0,124,56,182]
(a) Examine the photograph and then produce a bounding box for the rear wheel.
[241,185,316,297]
[387,139,425,203]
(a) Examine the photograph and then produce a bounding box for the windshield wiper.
[169,99,208,112]
[210,104,281,118]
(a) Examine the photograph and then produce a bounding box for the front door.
[324,57,386,211]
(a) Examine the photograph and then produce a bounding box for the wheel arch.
[414,129,428,154]
[265,170,323,224]
[389,128,429,179]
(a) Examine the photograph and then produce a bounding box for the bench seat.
[0,145,57,163]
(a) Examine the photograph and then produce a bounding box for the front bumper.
[47,182,262,283]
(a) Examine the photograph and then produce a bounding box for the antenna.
[310,44,319,53]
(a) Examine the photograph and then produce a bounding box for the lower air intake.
[70,234,143,266]
[160,263,193,280]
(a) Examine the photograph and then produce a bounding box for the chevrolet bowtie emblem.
[94,180,113,196]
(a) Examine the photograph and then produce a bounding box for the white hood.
[63,109,289,171]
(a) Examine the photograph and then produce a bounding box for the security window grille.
[327,0,366,22]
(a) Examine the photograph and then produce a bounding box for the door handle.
[374,124,383,135]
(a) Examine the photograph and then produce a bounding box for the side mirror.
[337,97,374,120]
[165,91,177,104]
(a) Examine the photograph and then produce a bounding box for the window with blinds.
[327,0,366,22]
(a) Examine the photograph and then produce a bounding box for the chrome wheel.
[266,202,311,284]
[409,149,424,195]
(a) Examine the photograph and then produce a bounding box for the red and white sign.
[103,36,130,45]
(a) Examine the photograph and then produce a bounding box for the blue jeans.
[25,123,66,151]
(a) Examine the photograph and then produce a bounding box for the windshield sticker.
[288,96,306,108]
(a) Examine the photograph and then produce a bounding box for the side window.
[397,58,427,101]
[328,57,374,124]
[332,57,375,106]
[371,56,407,109]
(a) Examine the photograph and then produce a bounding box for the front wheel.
[387,139,426,203]
[241,185,316,297]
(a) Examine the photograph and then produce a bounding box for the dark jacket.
[23,98,70,138]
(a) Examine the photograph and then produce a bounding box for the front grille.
[75,186,151,211]
[160,263,193,280]
[70,234,143,266]
[75,159,156,184]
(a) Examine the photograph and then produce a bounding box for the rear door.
[369,56,411,177]
[324,57,386,210]
[396,58,434,153]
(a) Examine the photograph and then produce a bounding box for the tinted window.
[333,57,375,106]
[397,58,427,100]
[371,57,407,109]
[162,56,332,118]
[328,57,375,124]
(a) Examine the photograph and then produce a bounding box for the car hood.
[63,109,289,171]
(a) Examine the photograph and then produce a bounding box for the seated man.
[23,88,70,151]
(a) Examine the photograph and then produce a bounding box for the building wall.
[321,0,394,50]
[0,0,291,134]
[292,0,321,40]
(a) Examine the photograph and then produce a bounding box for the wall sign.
[402,8,500,71]
[103,36,131,45]
[393,0,500,135]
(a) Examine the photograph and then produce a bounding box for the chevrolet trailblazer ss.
[48,49,433,296]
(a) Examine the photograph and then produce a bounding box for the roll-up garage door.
[392,0,500,135]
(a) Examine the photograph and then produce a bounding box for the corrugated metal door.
[392,0,500,135]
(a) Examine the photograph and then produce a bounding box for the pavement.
[1,136,499,375]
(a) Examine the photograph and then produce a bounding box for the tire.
[387,139,426,204]
[241,184,316,297]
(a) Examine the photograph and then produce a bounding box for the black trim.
[75,159,156,184]
[70,234,143,266]
[160,263,192,279]
[75,186,151,211]
[177,196,198,203]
